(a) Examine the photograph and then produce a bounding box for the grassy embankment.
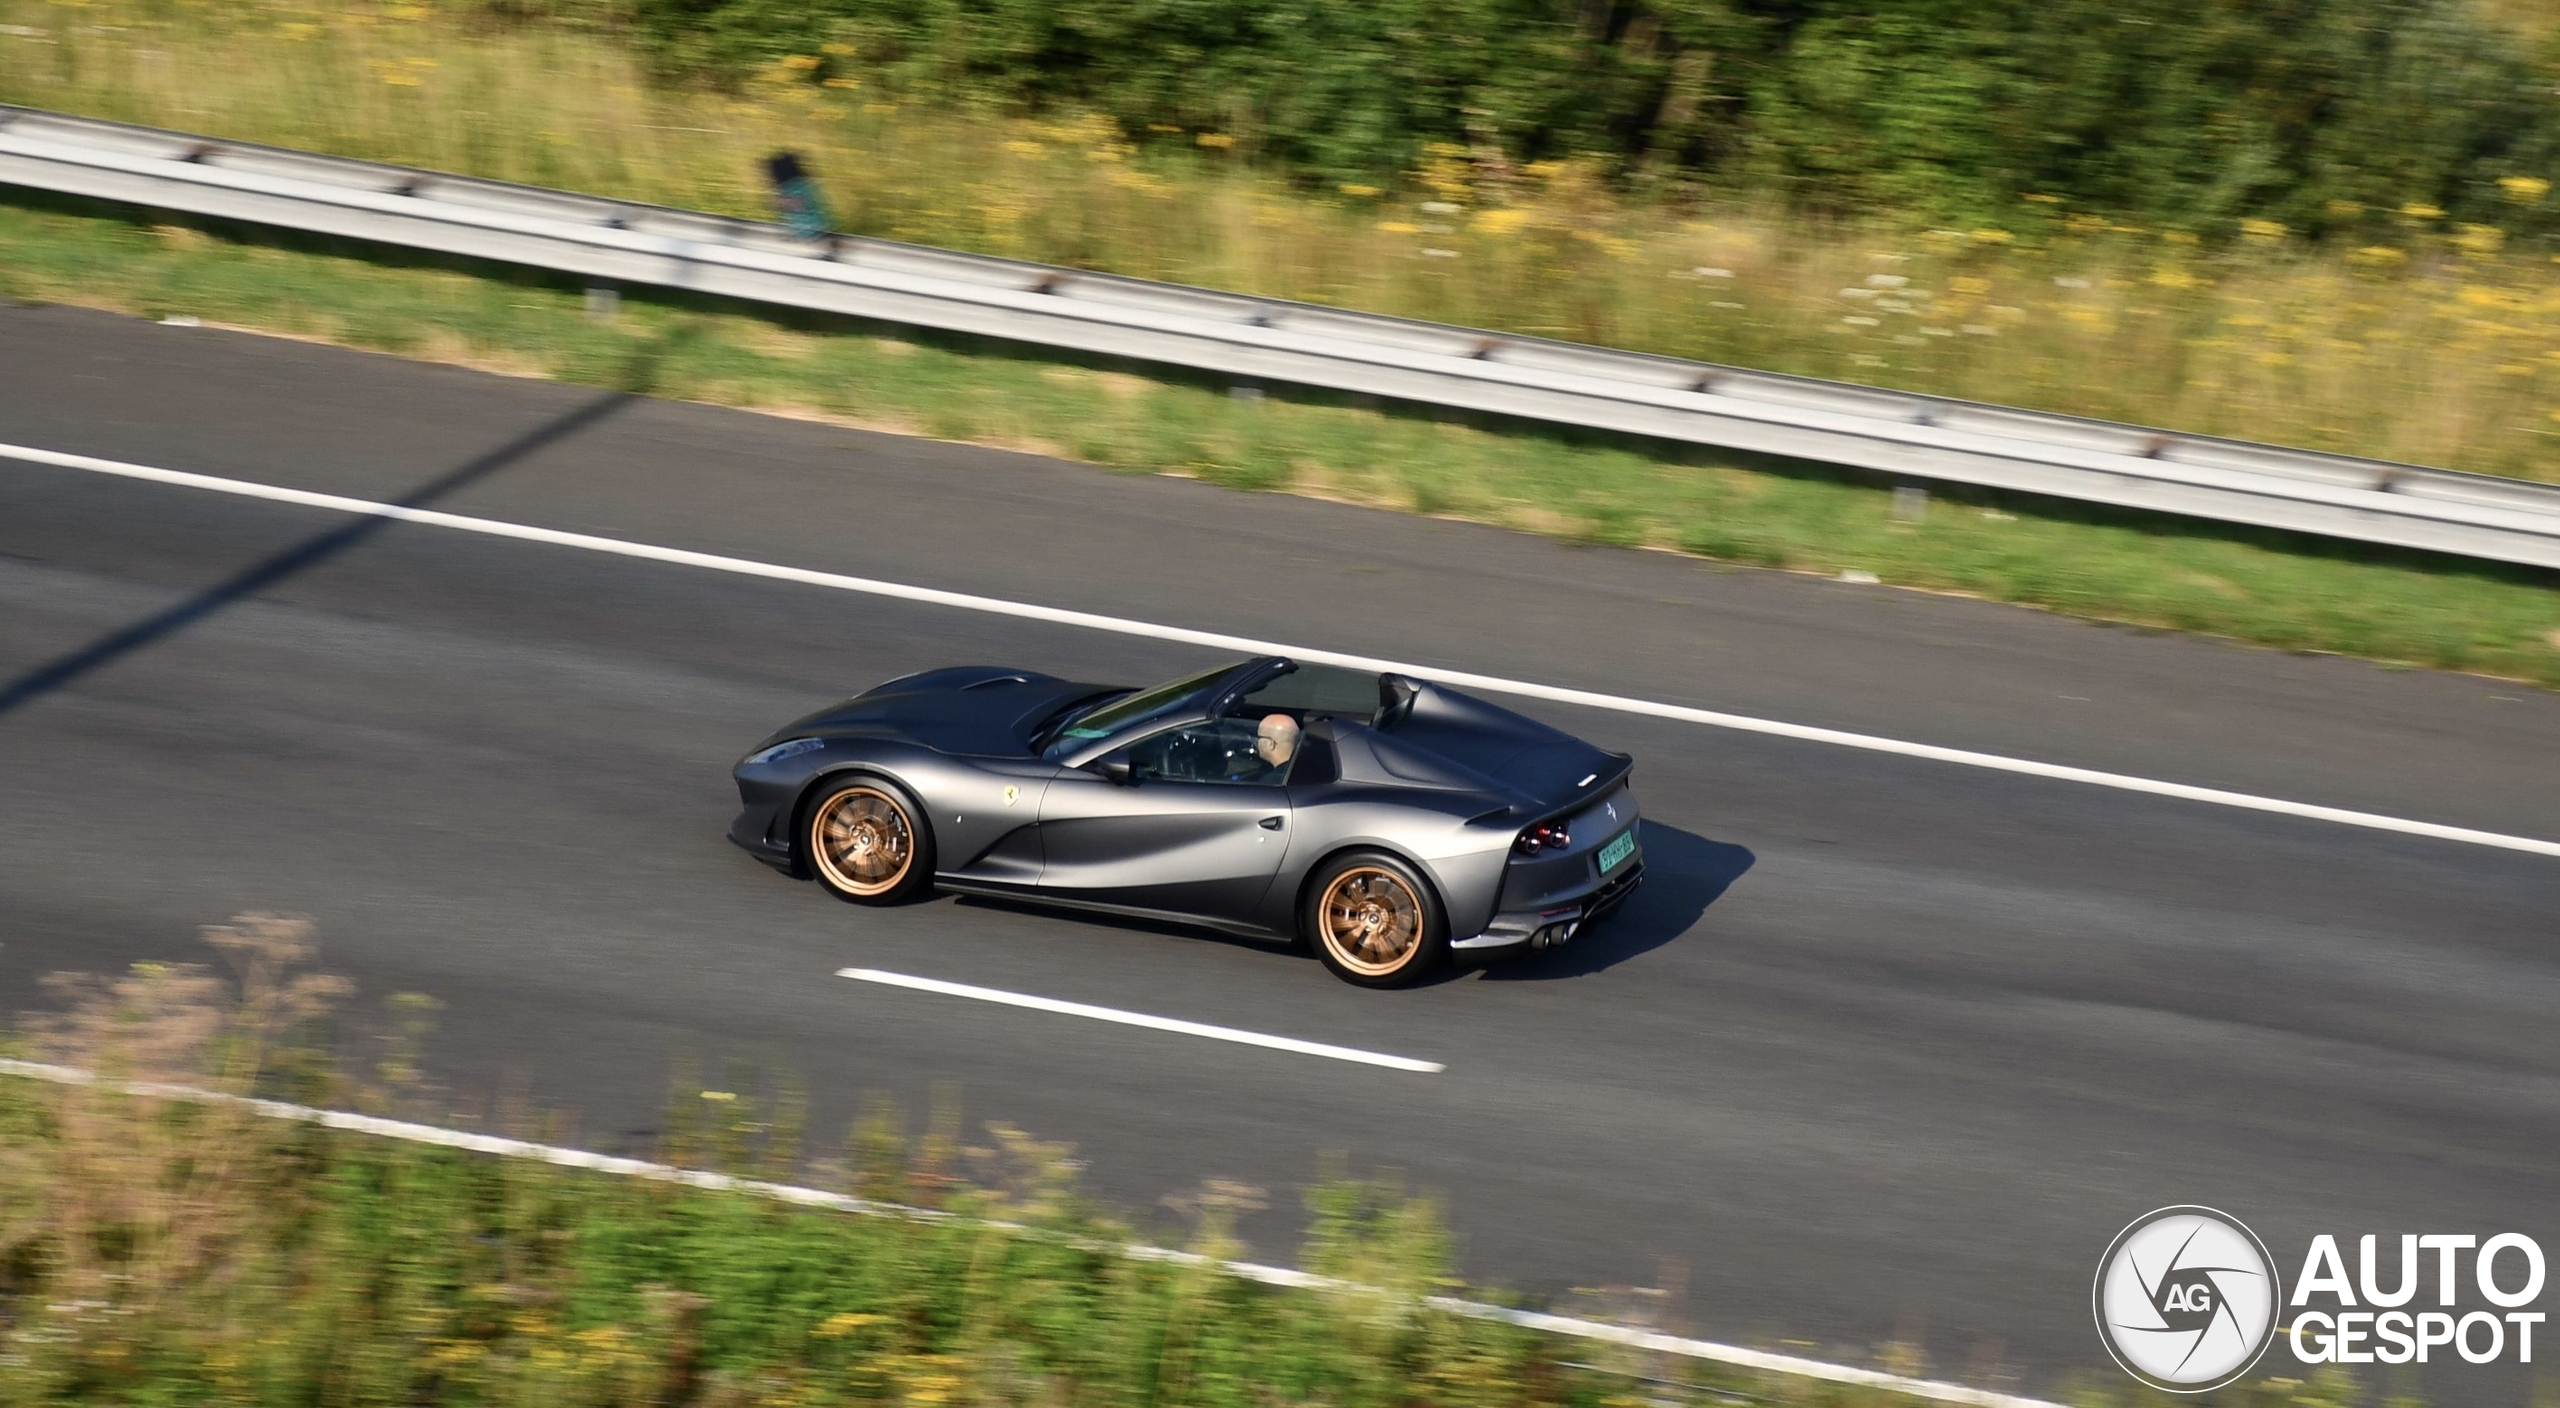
[0,917,1565,1405]
[0,4,2556,685]
[3,913,2288,1408]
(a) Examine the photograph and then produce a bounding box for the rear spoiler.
[1466,752,1634,831]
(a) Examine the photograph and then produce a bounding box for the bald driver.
[1254,713,1300,771]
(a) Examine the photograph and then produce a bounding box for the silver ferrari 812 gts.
[730,656,1642,986]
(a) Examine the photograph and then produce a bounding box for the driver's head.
[1255,713,1301,766]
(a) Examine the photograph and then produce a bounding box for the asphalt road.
[3,305,2556,1400]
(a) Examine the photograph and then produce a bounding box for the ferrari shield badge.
[1002,785,1020,806]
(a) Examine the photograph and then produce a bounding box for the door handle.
[1258,816,1285,830]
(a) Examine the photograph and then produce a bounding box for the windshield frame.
[1040,660,1267,762]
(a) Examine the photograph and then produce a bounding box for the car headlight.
[744,737,826,766]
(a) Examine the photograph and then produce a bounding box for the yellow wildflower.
[2499,176,2550,204]
[1194,132,1235,149]
[2455,224,2506,256]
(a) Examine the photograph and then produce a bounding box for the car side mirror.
[1093,754,1134,786]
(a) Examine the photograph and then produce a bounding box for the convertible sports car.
[729,656,1643,986]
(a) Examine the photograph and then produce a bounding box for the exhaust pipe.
[1529,918,1582,950]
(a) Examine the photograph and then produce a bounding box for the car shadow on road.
[1471,822,1752,982]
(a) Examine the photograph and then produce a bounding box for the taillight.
[1513,821,1570,856]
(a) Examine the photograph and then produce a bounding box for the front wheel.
[805,776,935,904]
[1302,852,1448,988]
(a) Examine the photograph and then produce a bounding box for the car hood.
[769,666,1111,757]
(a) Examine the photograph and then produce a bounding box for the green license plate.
[1596,829,1637,874]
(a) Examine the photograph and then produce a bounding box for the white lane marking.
[838,968,1444,1073]
[6,438,2556,860]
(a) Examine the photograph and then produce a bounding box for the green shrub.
[625,0,2559,231]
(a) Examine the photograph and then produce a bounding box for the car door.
[1035,717,1291,925]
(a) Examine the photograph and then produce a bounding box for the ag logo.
[2094,1207,2280,1392]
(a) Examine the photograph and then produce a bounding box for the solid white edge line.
[839,968,1444,1073]
[0,1057,2058,1408]
[6,438,2555,860]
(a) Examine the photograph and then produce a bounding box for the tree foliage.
[625,0,2558,230]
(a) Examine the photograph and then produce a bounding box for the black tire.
[1301,850,1448,988]
[803,775,936,905]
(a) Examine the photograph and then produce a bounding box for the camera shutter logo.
[2094,1207,2281,1392]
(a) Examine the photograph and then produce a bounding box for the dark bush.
[626,0,2557,230]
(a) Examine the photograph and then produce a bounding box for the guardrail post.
[1892,485,1928,523]
[585,282,619,323]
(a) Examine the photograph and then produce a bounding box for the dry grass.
[4,1,2560,483]
[2478,0,2560,44]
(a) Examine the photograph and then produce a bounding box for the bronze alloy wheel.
[1318,865,1426,978]
[810,785,916,898]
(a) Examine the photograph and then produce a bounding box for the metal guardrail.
[4,103,2558,570]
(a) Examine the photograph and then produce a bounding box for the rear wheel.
[805,777,934,904]
[1303,852,1447,987]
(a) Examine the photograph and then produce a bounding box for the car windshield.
[1042,662,1241,756]
[1223,661,1382,720]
